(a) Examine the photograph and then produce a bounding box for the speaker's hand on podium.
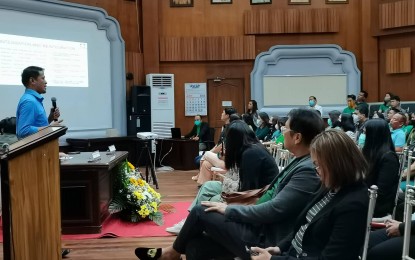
[49,119,63,126]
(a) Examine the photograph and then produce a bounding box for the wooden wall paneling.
[379,34,415,101]
[379,0,415,29]
[361,0,379,101]
[160,36,255,61]
[270,9,286,33]
[285,9,300,33]
[125,52,144,97]
[299,9,313,33]
[244,8,339,34]
[385,47,411,74]
[327,9,340,32]
[142,0,160,74]
[160,62,252,135]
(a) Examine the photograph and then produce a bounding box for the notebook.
[170,128,182,139]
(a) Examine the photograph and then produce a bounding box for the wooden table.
[156,138,199,170]
[60,151,128,234]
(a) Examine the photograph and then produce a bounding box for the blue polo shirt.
[391,127,406,148]
[16,89,48,139]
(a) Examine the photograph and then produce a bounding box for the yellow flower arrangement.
[109,160,163,225]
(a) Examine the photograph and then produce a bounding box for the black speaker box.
[130,86,151,115]
[127,114,151,136]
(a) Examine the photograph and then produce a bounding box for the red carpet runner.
[0,201,191,241]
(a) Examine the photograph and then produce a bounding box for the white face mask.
[257,119,262,125]
[352,114,359,125]
[275,124,279,130]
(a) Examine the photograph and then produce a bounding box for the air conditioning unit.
[146,74,175,139]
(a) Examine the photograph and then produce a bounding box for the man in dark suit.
[138,109,325,260]
[185,115,210,151]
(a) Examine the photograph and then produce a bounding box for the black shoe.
[62,248,71,257]
[134,247,161,259]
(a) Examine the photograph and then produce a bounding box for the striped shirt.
[292,191,336,255]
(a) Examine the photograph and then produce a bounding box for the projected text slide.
[0,33,88,87]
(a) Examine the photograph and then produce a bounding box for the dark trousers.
[367,228,415,260]
[172,205,253,260]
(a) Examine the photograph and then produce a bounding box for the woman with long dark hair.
[340,113,356,141]
[165,120,279,235]
[362,119,400,217]
[245,100,259,131]
[255,112,271,141]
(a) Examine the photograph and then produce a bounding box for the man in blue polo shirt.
[16,66,61,139]
[15,66,69,257]
[390,112,406,152]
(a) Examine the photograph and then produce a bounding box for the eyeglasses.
[281,126,294,134]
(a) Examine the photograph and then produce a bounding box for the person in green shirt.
[342,94,357,114]
[378,92,394,115]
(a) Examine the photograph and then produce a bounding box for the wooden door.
[207,78,245,142]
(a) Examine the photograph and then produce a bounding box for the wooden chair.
[402,185,415,260]
[361,185,379,260]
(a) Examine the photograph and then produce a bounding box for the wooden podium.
[0,126,67,260]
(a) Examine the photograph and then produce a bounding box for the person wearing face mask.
[326,110,341,130]
[255,112,271,141]
[185,115,210,151]
[308,96,323,117]
[342,94,357,115]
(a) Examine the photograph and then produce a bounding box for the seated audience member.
[362,119,400,217]
[262,117,288,147]
[308,96,323,116]
[166,120,279,234]
[400,161,415,192]
[340,113,356,141]
[191,107,236,183]
[355,105,369,147]
[134,108,324,260]
[255,112,271,141]
[184,115,210,151]
[326,110,341,130]
[390,95,405,113]
[378,92,393,115]
[356,90,369,110]
[242,113,254,131]
[402,112,413,137]
[367,219,415,260]
[342,94,357,114]
[250,130,369,260]
[245,99,259,131]
[268,116,281,141]
[372,111,386,120]
[390,112,406,152]
[387,108,400,123]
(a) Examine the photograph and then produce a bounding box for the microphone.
[51,97,58,121]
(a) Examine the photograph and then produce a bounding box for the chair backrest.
[361,185,378,260]
[403,151,415,218]
[203,127,216,151]
[402,186,415,260]
[275,148,293,171]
